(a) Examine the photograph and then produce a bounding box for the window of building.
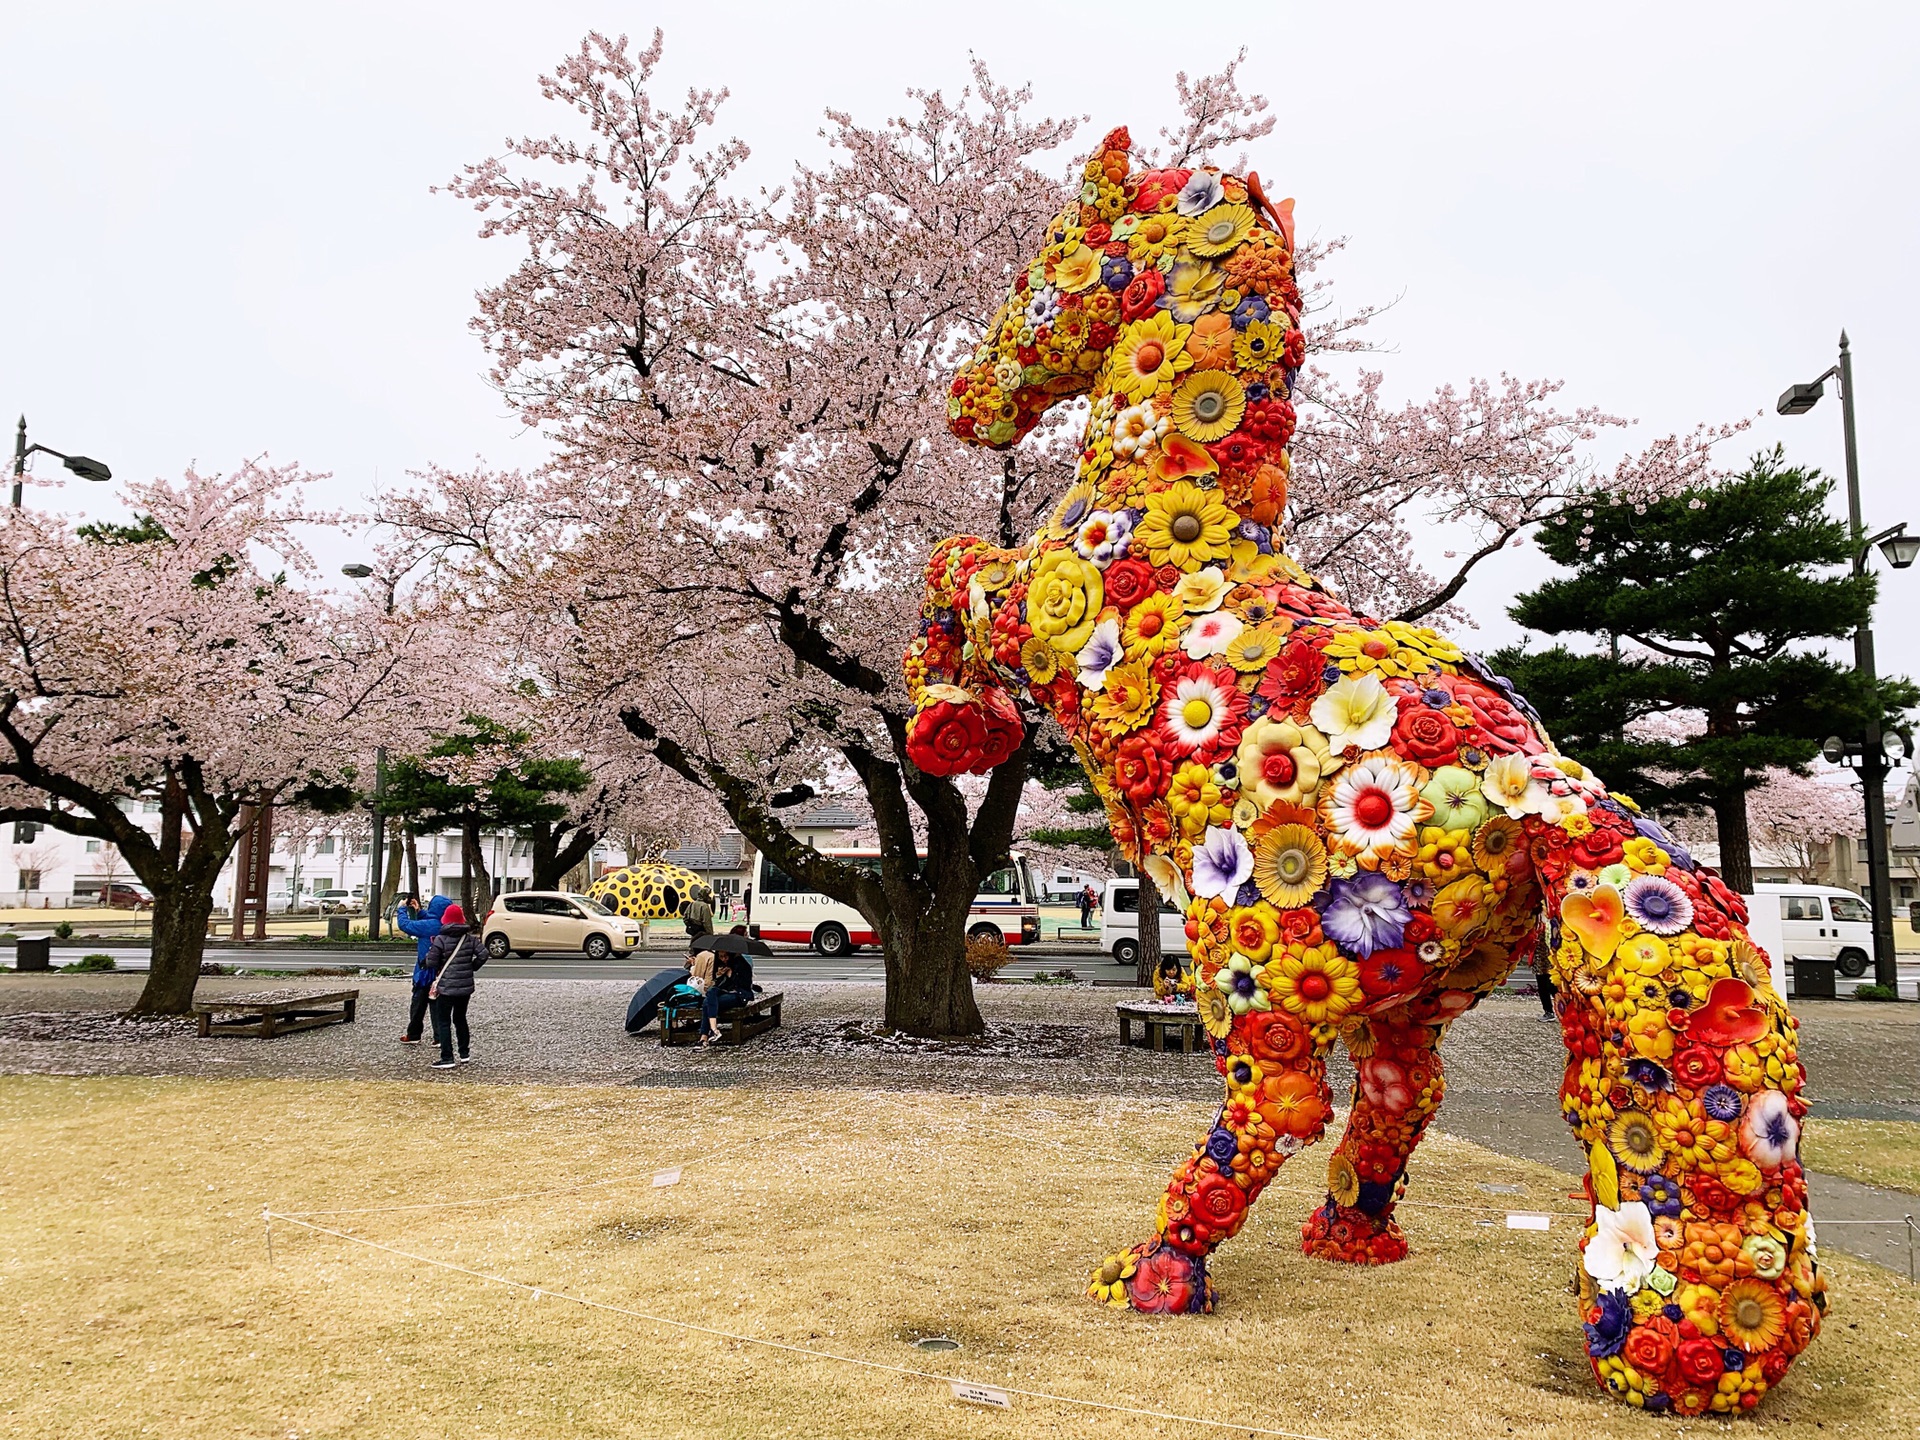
[12,822,37,844]
[17,869,40,892]
[317,837,335,855]
[85,839,102,853]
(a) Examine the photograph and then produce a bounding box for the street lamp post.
[13,415,113,507]
[1779,332,1915,995]
[342,563,398,942]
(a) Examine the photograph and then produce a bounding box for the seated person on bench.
[702,952,754,1043]
[1152,954,1194,1002]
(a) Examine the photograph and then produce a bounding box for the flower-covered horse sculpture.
[904,128,1823,1415]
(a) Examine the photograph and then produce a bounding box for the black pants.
[405,983,432,1041]
[430,994,471,1061]
[1537,968,1556,1016]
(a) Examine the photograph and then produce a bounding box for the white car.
[482,890,643,960]
[1099,878,1188,968]
[1750,881,1874,978]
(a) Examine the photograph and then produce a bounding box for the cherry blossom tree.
[1745,769,1862,883]
[0,464,447,1014]
[391,32,1098,1036]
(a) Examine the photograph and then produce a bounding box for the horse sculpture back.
[901,127,1823,1415]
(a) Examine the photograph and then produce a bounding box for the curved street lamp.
[12,415,112,508]
[1781,332,1911,994]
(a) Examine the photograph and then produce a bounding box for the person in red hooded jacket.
[421,903,487,1070]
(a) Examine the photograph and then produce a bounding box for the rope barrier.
[263,1209,1340,1440]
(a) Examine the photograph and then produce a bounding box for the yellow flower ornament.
[1027,549,1104,654]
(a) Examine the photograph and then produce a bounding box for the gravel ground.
[5,972,1916,1109]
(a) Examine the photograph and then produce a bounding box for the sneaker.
[399,1035,420,1044]
[457,1055,472,1065]
[431,1059,458,1070]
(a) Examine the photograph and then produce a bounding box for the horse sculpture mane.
[902,127,1824,1415]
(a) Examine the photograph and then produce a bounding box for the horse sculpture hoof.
[1088,1240,1215,1314]
[1301,1202,1409,1265]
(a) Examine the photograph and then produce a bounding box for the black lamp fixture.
[11,416,112,508]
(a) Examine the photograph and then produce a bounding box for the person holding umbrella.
[692,929,769,1044]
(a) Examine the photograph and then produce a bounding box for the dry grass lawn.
[1802,1118,1920,1196]
[2,1075,1916,1439]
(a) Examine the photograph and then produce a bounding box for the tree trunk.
[128,883,217,1016]
[1135,863,1163,987]
[530,822,599,891]
[381,832,405,909]
[404,826,420,897]
[1713,785,1754,894]
[877,849,984,1038]
[461,818,491,919]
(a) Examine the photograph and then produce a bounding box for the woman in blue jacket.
[395,894,451,1043]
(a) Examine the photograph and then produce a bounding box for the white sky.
[3,1,1917,687]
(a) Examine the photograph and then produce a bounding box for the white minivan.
[1752,882,1874,978]
[1100,878,1188,968]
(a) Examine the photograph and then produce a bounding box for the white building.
[0,810,630,913]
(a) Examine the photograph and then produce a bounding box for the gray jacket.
[425,925,486,998]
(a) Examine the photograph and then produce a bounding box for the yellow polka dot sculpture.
[586,862,706,923]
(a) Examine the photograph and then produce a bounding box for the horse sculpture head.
[947,127,1302,545]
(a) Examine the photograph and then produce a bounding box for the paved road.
[52,942,1920,998]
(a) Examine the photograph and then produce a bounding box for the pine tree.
[1491,447,1914,891]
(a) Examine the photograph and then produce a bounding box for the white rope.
[275,1140,747,1217]
[265,1210,1339,1440]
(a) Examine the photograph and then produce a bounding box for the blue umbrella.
[625,968,691,1033]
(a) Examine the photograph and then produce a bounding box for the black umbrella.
[690,932,775,957]
[625,968,691,1034]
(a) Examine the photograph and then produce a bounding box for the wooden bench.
[661,990,783,1047]
[194,990,359,1039]
[1117,1000,1206,1054]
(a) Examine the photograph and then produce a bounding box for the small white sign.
[1506,1212,1551,1231]
[651,1168,682,1188]
[950,1381,1012,1410]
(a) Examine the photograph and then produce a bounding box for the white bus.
[747,849,1042,956]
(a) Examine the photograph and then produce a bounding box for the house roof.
[662,834,747,871]
[785,802,867,830]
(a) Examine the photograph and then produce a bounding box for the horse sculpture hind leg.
[906,124,1822,1413]
[1301,1016,1448,1265]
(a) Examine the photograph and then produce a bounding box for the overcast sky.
[4,1,1916,691]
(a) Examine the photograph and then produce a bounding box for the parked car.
[96,882,152,910]
[1751,881,1874,978]
[482,891,644,960]
[310,888,360,914]
[1099,878,1187,968]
